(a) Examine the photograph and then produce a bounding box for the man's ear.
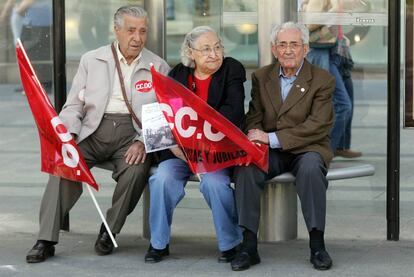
[271,43,278,58]
[303,44,310,56]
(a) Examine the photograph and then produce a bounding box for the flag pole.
[85,184,118,248]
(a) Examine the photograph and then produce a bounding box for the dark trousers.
[38,114,151,242]
[234,150,328,234]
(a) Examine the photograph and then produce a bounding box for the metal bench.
[83,161,375,243]
[259,162,375,242]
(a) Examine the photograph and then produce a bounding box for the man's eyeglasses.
[192,45,224,56]
[275,42,303,51]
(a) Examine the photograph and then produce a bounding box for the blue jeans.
[149,158,242,251]
[341,75,354,149]
[329,54,352,150]
[306,48,330,71]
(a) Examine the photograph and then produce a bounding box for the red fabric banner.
[16,40,99,190]
[150,66,268,173]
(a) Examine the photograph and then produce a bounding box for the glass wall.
[165,0,258,67]
[0,0,54,208]
[298,0,389,239]
[65,0,144,81]
[0,0,53,90]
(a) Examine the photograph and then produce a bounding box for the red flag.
[150,66,268,173]
[16,40,99,190]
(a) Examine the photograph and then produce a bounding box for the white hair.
[114,5,148,28]
[180,26,223,68]
[270,21,309,45]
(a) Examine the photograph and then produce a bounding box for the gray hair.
[270,21,309,45]
[114,5,148,28]
[180,26,223,68]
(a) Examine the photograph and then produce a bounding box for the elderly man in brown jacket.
[231,22,335,271]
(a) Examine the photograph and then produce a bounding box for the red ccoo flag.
[16,40,99,190]
[150,66,268,173]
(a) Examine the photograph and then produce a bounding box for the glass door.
[165,0,259,68]
[297,0,389,239]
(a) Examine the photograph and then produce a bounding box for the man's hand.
[124,141,146,165]
[170,146,187,161]
[247,129,269,144]
[238,156,252,167]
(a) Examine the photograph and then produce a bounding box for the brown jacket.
[246,60,335,166]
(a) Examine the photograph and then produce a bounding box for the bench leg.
[259,182,297,242]
[142,185,150,239]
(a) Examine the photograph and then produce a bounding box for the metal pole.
[52,0,69,231]
[144,0,165,58]
[387,0,400,241]
[258,0,288,67]
[142,0,166,239]
[52,0,66,113]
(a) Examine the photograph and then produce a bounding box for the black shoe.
[94,231,115,256]
[218,245,239,263]
[26,241,55,263]
[144,244,169,263]
[310,249,332,270]
[231,251,261,271]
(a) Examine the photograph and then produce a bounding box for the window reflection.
[166,0,258,67]
[298,0,388,68]
[65,0,144,59]
[0,0,52,93]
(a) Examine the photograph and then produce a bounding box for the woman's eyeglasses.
[191,45,224,56]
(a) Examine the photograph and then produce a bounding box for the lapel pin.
[296,84,300,88]
[300,88,305,93]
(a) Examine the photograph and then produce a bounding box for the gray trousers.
[234,150,328,234]
[38,114,151,242]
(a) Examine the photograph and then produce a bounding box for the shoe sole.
[218,255,236,263]
[310,258,332,270]
[26,247,55,263]
[94,247,113,256]
[312,264,332,270]
[144,252,169,263]
[231,256,261,271]
[145,258,163,263]
[94,243,114,256]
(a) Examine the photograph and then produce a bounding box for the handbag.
[309,25,337,49]
[110,43,142,129]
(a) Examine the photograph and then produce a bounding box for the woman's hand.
[170,146,187,161]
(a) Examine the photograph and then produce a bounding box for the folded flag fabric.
[16,39,99,190]
[150,66,268,174]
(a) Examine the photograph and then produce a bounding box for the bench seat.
[94,161,375,242]
[258,162,375,242]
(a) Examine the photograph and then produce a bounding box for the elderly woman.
[145,26,246,263]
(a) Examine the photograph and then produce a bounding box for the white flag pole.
[85,184,118,248]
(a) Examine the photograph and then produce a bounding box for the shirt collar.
[115,41,141,65]
[279,60,304,78]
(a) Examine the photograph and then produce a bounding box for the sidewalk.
[1,82,414,276]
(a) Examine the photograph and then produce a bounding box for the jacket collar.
[95,44,154,99]
[265,59,312,118]
[95,43,153,71]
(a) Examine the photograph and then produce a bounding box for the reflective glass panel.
[298,0,389,239]
[65,0,144,82]
[166,0,258,67]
